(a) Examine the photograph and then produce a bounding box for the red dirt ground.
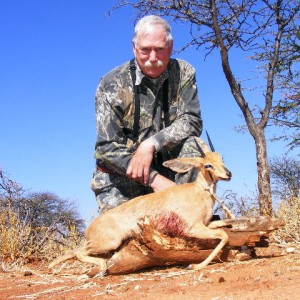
[0,244,299,300]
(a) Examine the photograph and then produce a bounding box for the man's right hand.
[126,140,155,185]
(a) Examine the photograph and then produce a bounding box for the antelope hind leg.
[76,249,107,276]
[49,245,107,276]
[49,251,77,268]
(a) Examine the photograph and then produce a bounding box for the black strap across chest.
[129,59,141,141]
[129,59,169,141]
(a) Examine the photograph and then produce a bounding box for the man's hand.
[126,140,155,185]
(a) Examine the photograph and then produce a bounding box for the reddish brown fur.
[49,151,232,273]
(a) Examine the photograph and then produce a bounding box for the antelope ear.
[163,158,199,173]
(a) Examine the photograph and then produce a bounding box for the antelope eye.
[204,164,214,169]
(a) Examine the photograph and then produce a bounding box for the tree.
[270,155,300,201]
[270,28,300,150]
[0,168,26,208]
[18,192,85,234]
[112,0,300,215]
[271,94,300,150]
[0,168,85,246]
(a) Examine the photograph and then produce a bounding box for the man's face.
[133,25,173,78]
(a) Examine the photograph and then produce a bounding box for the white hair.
[133,15,173,46]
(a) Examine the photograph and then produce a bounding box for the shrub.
[0,208,84,262]
[214,190,260,218]
[273,192,300,243]
[0,168,85,263]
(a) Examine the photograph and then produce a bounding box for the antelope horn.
[206,131,215,152]
[194,138,206,157]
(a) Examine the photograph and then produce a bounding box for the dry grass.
[273,192,300,243]
[0,209,84,265]
[217,191,300,245]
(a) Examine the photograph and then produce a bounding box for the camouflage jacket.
[94,58,202,177]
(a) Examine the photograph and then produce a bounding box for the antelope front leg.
[208,219,229,229]
[187,225,229,270]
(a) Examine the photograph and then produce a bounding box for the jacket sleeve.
[148,63,203,152]
[94,81,134,177]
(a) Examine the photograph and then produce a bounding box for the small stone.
[286,247,295,253]
[24,271,33,276]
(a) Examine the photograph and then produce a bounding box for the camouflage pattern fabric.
[91,137,210,213]
[91,58,205,213]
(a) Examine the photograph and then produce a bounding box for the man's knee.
[91,169,151,212]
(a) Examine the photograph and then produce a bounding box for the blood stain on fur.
[154,212,187,238]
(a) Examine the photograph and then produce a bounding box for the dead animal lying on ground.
[49,142,232,275]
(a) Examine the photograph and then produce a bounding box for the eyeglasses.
[137,47,168,56]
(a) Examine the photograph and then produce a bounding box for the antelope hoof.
[187,263,205,270]
[95,269,107,278]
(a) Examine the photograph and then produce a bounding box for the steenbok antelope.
[50,139,232,275]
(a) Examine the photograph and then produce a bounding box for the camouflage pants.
[90,136,209,213]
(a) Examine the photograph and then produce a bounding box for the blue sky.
[0,1,291,222]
